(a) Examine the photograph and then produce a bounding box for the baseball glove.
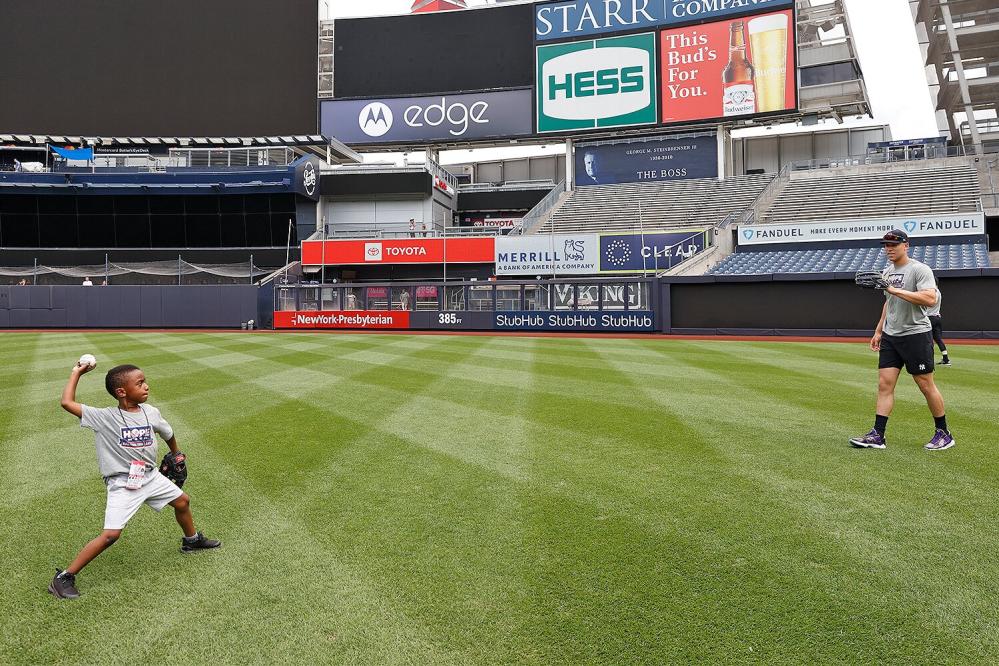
[159,452,188,489]
[855,270,889,290]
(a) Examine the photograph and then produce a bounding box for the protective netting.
[0,260,269,279]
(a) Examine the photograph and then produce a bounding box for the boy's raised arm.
[61,363,95,418]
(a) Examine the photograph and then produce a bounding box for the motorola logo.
[358,102,393,137]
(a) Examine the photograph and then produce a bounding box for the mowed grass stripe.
[2,333,998,663]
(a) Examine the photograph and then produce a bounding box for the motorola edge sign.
[320,89,534,144]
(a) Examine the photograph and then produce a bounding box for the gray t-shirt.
[882,258,936,336]
[80,404,174,480]
[926,288,942,317]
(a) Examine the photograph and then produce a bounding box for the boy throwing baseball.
[49,360,221,600]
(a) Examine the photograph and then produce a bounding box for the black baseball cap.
[880,229,909,245]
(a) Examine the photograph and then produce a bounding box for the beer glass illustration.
[748,13,788,113]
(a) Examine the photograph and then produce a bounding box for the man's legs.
[65,529,123,575]
[913,372,945,418]
[876,367,901,418]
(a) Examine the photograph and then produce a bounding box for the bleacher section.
[541,175,770,233]
[708,242,990,275]
[761,164,981,225]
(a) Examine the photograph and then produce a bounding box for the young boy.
[49,361,221,600]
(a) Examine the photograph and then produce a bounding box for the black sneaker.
[48,569,80,599]
[940,358,952,366]
[180,532,222,554]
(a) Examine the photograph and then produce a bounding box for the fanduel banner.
[320,89,533,145]
[495,234,600,275]
[575,134,717,185]
[739,213,987,246]
[599,230,708,272]
[535,0,794,41]
[536,33,657,133]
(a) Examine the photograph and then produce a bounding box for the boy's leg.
[169,493,197,538]
[168,493,222,553]
[65,529,123,575]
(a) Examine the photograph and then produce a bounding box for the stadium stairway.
[540,174,771,234]
[758,159,981,225]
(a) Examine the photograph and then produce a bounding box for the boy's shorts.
[104,469,183,530]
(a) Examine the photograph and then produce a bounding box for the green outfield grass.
[1,332,997,664]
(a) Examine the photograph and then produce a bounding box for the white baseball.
[78,354,97,369]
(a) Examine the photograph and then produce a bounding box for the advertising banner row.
[534,0,794,41]
[274,310,657,332]
[301,230,708,274]
[536,10,797,133]
[321,5,796,144]
[739,213,987,246]
[574,134,717,185]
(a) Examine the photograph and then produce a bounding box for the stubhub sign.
[537,33,657,133]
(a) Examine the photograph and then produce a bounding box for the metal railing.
[983,193,999,210]
[323,224,504,239]
[739,166,789,226]
[425,158,459,192]
[513,179,567,236]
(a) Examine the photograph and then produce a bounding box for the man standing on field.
[850,230,955,451]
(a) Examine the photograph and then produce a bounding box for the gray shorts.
[104,469,183,530]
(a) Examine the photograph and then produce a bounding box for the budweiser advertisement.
[660,9,796,124]
[274,311,410,329]
[301,237,495,265]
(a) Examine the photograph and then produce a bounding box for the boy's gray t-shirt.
[926,288,942,317]
[882,258,936,336]
[80,404,173,480]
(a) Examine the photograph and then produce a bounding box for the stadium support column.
[940,0,981,149]
[716,126,731,181]
[565,137,574,191]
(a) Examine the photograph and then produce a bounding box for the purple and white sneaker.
[849,429,887,449]
[924,429,955,451]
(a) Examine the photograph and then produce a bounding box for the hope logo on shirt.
[119,425,153,449]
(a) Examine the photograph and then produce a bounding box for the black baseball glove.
[160,452,188,489]
[855,270,889,290]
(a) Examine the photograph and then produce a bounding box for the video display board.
[0,0,317,136]
[660,9,796,123]
[574,134,717,185]
[333,4,536,99]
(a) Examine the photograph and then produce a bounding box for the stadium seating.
[707,242,990,275]
[760,164,980,225]
[540,175,770,233]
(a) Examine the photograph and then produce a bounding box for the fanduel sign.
[537,33,657,133]
[535,0,794,41]
[739,213,987,245]
[320,89,533,145]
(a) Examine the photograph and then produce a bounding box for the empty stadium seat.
[760,164,981,225]
[541,175,771,233]
[706,243,989,275]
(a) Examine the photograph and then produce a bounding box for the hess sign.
[536,33,657,133]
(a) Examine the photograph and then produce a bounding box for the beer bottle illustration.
[723,20,755,117]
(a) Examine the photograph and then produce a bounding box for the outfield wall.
[663,272,999,338]
[0,285,258,328]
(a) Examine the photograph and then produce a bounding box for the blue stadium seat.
[707,242,989,275]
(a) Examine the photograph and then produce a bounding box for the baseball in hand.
[78,354,97,369]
